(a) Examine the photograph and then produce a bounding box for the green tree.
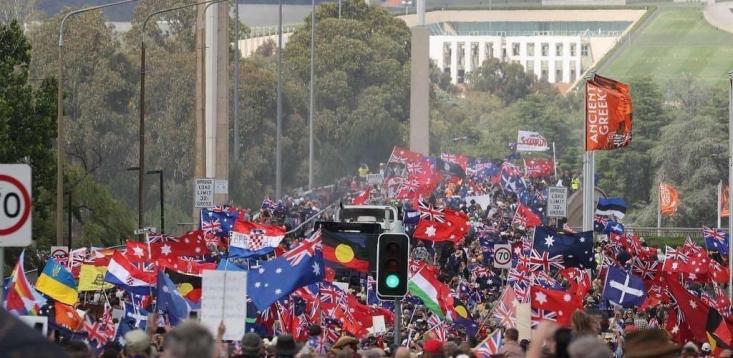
[468,58,536,105]
[0,20,57,247]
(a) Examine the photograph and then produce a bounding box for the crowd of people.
[1,147,729,358]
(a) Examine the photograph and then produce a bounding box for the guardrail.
[617,227,719,238]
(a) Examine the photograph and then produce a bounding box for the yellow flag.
[78,265,113,291]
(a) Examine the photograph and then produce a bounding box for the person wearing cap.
[124,329,156,358]
[236,332,264,358]
[623,329,680,358]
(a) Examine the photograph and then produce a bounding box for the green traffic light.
[386,274,400,288]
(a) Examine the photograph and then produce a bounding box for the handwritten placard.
[201,270,247,341]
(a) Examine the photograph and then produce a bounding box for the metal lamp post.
[147,170,165,234]
[56,0,138,246]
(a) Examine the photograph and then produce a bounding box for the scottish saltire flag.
[200,207,238,237]
[4,251,46,315]
[703,226,729,255]
[596,198,627,219]
[35,258,79,306]
[474,329,502,358]
[533,226,595,270]
[247,232,323,310]
[602,266,646,308]
[229,220,286,258]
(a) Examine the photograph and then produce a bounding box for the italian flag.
[408,262,453,319]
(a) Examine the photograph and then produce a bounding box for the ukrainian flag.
[35,258,78,305]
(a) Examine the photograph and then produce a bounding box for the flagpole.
[728,71,733,298]
[657,183,661,237]
[718,180,722,229]
[582,72,595,233]
[552,141,557,178]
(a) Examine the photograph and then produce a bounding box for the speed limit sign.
[493,244,512,269]
[0,165,32,247]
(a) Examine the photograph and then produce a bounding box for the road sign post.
[547,186,568,218]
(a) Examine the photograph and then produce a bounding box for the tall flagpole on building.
[582,72,595,233]
[728,71,733,298]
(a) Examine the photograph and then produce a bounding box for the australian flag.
[200,208,238,237]
[247,232,323,311]
[533,226,595,270]
[703,226,729,256]
[602,266,646,308]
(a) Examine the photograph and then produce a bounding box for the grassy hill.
[604,7,733,88]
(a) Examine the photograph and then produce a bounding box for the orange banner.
[660,183,679,217]
[722,183,730,218]
[585,75,633,151]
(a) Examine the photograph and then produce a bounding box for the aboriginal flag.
[322,230,370,273]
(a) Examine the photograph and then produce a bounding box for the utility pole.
[234,0,241,162]
[309,0,316,190]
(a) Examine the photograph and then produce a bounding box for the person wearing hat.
[236,332,264,358]
[332,336,359,354]
[623,329,679,358]
[701,342,713,357]
[124,329,156,358]
[275,335,299,358]
[422,339,444,358]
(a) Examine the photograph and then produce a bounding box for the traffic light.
[376,233,409,298]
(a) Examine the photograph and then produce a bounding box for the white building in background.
[401,9,646,88]
[430,34,589,85]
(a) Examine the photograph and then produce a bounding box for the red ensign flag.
[585,75,633,151]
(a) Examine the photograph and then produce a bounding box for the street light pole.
[139,0,227,239]
[309,0,315,190]
[234,0,241,162]
[276,0,283,199]
[147,170,165,234]
[56,0,138,246]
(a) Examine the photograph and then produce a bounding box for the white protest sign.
[547,186,567,218]
[0,164,32,247]
[201,270,247,341]
[367,173,384,185]
[516,130,550,152]
[372,315,386,334]
[194,178,215,208]
[19,315,48,335]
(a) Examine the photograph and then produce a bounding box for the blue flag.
[247,234,323,311]
[200,208,238,238]
[596,198,627,219]
[156,271,191,325]
[116,302,149,344]
[604,220,625,235]
[602,266,646,308]
[703,226,729,256]
[533,226,595,270]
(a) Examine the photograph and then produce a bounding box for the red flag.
[666,272,710,343]
[585,74,633,151]
[523,158,554,178]
[150,230,210,258]
[722,183,730,218]
[351,188,370,205]
[530,285,583,326]
[55,302,84,331]
[125,241,152,263]
[413,207,468,242]
[559,268,591,297]
[441,153,469,170]
[512,204,542,229]
[388,146,424,164]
